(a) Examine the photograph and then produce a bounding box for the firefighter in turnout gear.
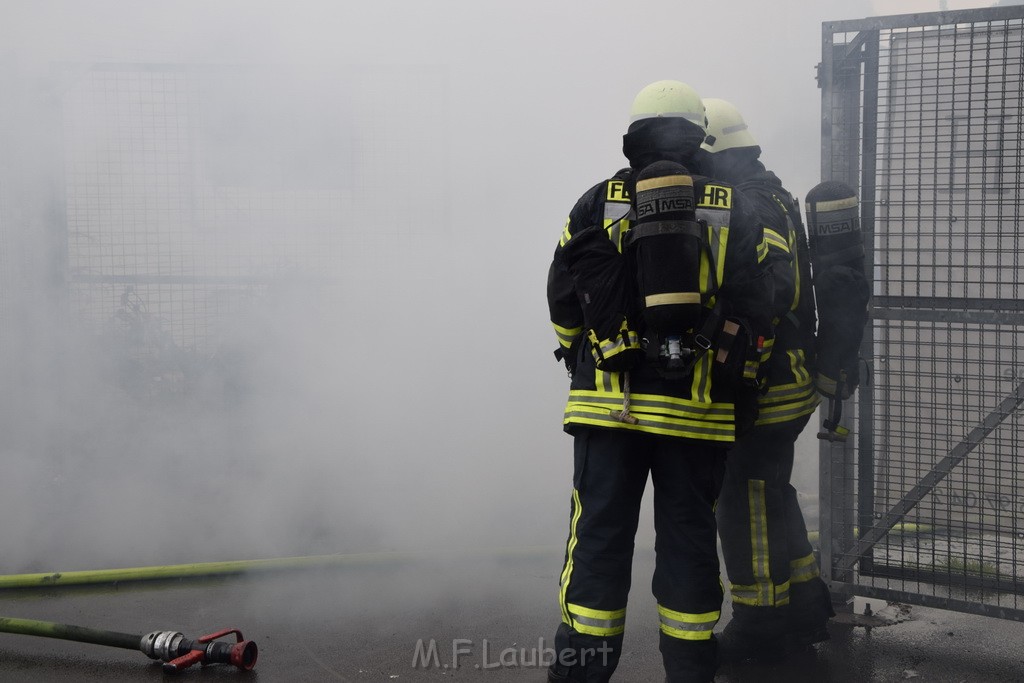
[546,81,775,683]
[699,97,869,663]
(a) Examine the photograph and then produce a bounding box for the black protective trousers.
[552,427,726,683]
[716,416,817,616]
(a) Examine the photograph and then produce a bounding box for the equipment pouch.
[557,224,642,373]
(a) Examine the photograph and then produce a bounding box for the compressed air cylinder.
[804,180,871,389]
[805,180,863,269]
[628,160,704,336]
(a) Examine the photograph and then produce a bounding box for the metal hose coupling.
[141,628,258,673]
[141,630,185,662]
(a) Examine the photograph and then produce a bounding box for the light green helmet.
[630,80,705,133]
[700,98,759,153]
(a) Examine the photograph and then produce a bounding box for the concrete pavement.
[0,549,1022,681]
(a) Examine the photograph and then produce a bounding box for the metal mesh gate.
[820,6,1024,621]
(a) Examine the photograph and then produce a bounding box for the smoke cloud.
[1,0,880,580]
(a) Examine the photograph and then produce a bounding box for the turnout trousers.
[716,416,830,632]
[551,427,727,683]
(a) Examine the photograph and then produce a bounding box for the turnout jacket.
[547,167,774,444]
[737,170,821,429]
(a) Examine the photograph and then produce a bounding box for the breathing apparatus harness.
[623,161,725,381]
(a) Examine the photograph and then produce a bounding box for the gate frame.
[819,5,1024,623]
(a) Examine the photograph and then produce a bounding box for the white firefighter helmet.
[700,97,759,153]
[630,80,705,133]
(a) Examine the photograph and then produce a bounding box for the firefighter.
[698,97,869,662]
[546,81,775,683]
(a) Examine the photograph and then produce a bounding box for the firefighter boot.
[787,578,835,652]
[659,631,718,683]
[547,623,622,683]
[716,603,789,664]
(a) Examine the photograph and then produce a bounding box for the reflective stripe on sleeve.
[763,228,791,254]
[559,216,572,247]
[553,322,583,349]
[790,553,821,584]
[754,391,820,426]
[759,379,815,405]
[756,235,769,263]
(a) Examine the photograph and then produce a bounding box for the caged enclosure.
[819,5,1024,623]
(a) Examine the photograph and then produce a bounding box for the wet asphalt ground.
[1,548,1023,682]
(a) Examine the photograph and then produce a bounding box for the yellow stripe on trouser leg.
[657,605,720,641]
[559,489,583,625]
[731,480,793,607]
[566,603,627,637]
[745,479,772,606]
[790,552,821,585]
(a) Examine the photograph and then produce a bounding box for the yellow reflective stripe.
[743,360,759,381]
[604,215,630,253]
[563,408,735,442]
[760,380,815,404]
[658,605,720,641]
[790,553,821,584]
[787,221,801,311]
[763,228,791,253]
[814,196,858,212]
[787,350,811,384]
[699,231,711,294]
[754,392,820,426]
[732,580,792,607]
[646,292,701,307]
[567,603,626,620]
[690,353,712,405]
[761,376,815,403]
[588,325,641,365]
[756,235,769,263]
[566,603,627,637]
[816,374,838,395]
[749,479,772,607]
[596,335,635,358]
[559,489,584,625]
[637,174,693,192]
[616,218,631,252]
[553,322,582,349]
[706,224,722,277]
[608,370,621,393]
[715,225,728,286]
[559,216,572,247]
[730,585,760,606]
[567,390,733,421]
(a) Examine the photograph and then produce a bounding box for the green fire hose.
[0,616,257,673]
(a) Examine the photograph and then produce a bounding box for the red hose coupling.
[163,628,258,673]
